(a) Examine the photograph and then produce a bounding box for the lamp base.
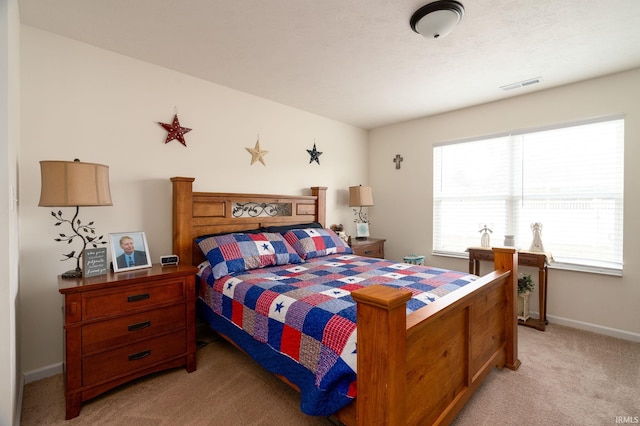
[61,268,82,279]
[355,236,368,241]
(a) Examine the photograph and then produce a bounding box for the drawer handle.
[127,293,150,303]
[128,321,151,332]
[128,350,151,361]
[364,250,372,254]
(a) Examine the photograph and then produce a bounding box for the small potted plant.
[517,273,534,321]
[518,273,534,294]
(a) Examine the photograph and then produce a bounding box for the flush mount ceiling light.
[410,1,465,39]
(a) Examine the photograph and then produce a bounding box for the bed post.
[350,285,412,426]
[492,247,520,370]
[171,177,195,267]
[310,186,327,227]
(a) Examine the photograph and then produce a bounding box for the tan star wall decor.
[246,138,269,166]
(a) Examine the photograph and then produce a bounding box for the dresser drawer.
[82,329,187,386]
[81,304,186,354]
[352,242,384,258]
[82,279,186,320]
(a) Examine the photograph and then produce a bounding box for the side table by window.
[467,247,549,331]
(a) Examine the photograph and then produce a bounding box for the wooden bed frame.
[171,177,520,426]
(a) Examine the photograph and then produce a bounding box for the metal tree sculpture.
[51,206,107,278]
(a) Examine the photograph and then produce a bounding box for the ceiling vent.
[500,77,543,91]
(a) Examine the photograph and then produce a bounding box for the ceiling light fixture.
[410,1,465,39]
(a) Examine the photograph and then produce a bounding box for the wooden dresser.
[350,237,386,259]
[58,263,198,419]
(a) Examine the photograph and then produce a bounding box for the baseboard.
[545,314,640,343]
[23,362,63,384]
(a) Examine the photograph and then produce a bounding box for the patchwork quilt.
[197,254,477,416]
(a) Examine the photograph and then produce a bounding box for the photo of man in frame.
[116,235,148,268]
[110,232,151,272]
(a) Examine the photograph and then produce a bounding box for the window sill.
[548,261,622,277]
[432,250,623,277]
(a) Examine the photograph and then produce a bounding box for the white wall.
[369,68,640,339]
[19,26,369,375]
[1,0,21,424]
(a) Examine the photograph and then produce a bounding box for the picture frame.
[109,231,152,272]
[356,222,370,239]
[83,247,108,278]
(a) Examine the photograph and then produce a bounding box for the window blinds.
[433,115,624,272]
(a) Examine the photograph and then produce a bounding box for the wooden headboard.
[171,177,327,267]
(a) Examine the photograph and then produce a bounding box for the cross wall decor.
[393,154,403,169]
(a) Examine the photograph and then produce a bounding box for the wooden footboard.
[340,248,519,426]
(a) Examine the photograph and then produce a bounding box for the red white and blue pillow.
[283,228,352,260]
[196,232,302,280]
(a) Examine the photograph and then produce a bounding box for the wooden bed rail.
[348,248,518,426]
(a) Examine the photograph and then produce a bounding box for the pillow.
[196,232,303,280]
[283,228,353,260]
[260,222,323,234]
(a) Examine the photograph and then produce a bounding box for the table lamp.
[39,159,113,278]
[349,185,374,239]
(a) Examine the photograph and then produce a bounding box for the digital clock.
[160,255,179,266]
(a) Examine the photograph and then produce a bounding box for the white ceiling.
[18,0,640,130]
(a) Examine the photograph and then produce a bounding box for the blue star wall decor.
[307,142,323,165]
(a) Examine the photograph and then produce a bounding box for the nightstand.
[350,237,386,259]
[58,263,198,419]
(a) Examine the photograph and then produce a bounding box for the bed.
[171,177,520,425]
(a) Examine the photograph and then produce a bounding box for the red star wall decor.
[158,114,191,146]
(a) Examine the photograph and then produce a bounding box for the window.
[433,115,624,274]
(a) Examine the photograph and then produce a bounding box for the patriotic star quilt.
[197,254,477,416]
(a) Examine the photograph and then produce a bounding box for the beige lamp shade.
[349,185,374,207]
[39,160,113,207]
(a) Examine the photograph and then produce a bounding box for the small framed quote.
[109,231,152,272]
[83,247,108,278]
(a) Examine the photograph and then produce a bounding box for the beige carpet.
[21,324,639,425]
[453,324,640,426]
